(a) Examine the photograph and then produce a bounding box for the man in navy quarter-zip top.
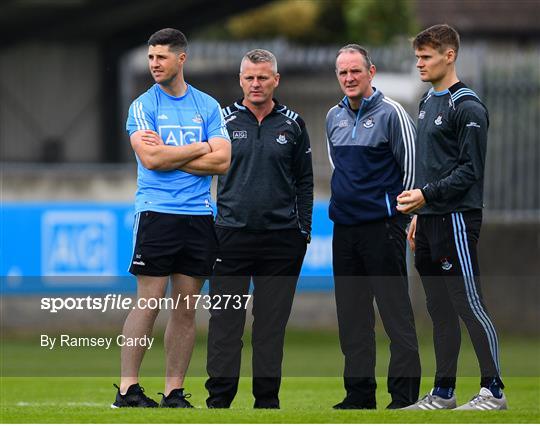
[398,24,507,411]
[205,49,313,410]
[327,44,420,410]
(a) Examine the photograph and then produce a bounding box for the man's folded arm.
[179,137,231,175]
[130,130,210,171]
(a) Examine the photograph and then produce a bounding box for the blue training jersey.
[126,84,230,215]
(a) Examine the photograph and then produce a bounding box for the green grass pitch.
[1,376,539,423]
[1,330,539,423]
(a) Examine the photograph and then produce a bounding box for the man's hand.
[179,137,231,175]
[396,189,426,214]
[141,130,164,146]
[140,130,212,155]
[407,215,417,251]
[131,130,211,171]
[140,130,212,157]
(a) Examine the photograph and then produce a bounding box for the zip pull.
[352,114,359,139]
[351,100,363,139]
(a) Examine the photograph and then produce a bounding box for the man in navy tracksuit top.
[327,44,420,410]
[205,49,313,409]
[398,25,507,410]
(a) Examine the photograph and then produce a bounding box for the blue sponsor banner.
[1,202,334,294]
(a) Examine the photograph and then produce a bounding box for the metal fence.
[471,46,540,221]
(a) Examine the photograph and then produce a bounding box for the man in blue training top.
[327,44,420,410]
[112,28,231,409]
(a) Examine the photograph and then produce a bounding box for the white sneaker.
[454,387,508,410]
[401,389,457,410]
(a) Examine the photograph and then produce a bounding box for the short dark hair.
[413,24,460,56]
[147,28,188,53]
[336,44,373,69]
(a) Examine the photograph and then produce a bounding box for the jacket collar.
[234,98,283,112]
[428,81,465,97]
[339,88,383,114]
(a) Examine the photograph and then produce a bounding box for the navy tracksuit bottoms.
[333,215,421,407]
[415,210,503,389]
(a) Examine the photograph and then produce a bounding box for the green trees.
[342,0,417,45]
[212,0,417,44]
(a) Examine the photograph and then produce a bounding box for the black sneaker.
[207,399,231,409]
[333,399,376,410]
[111,383,159,408]
[254,402,280,409]
[386,400,410,409]
[159,388,194,408]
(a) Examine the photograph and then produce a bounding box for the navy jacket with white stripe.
[416,82,488,215]
[326,88,416,225]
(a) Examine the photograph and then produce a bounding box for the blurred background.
[1,0,539,352]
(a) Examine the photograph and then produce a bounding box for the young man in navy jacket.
[398,24,507,411]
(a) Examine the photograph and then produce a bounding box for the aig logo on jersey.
[232,130,247,139]
[363,117,374,129]
[276,134,288,144]
[434,113,443,126]
[159,126,202,146]
[418,111,426,120]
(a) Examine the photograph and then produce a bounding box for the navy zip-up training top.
[326,88,416,225]
[416,81,489,215]
[216,100,314,233]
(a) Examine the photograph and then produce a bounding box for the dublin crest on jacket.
[363,117,374,128]
[276,134,287,144]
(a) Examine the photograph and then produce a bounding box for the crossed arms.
[131,130,231,175]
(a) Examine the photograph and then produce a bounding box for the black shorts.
[129,211,218,278]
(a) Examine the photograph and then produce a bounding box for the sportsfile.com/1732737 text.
[40,293,252,313]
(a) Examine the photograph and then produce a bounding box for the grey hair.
[240,49,278,73]
[336,44,373,69]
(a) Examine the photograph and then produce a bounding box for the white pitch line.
[16,401,104,407]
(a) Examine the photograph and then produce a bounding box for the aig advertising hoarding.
[1,202,333,294]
